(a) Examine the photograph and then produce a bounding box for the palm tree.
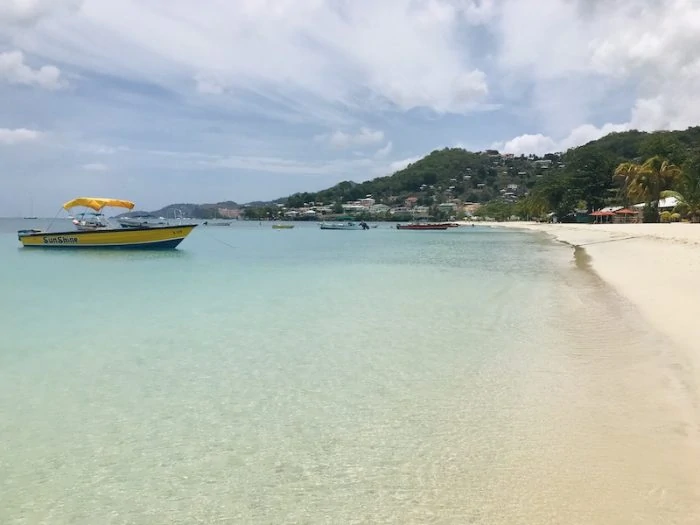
[661,157,700,222]
[614,156,681,222]
[515,193,548,220]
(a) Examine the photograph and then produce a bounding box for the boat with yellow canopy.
[17,197,198,249]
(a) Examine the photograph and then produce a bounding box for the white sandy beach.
[475,220,700,515]
[475,220,700,370]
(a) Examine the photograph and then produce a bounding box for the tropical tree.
[640,134,687,166]
[566,148,617,211]
[614,156,681,222]
[532,172,578,220]
[515,193,548,220]
[474,200,515,221]
[661,155,700,222]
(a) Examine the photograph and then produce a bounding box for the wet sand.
[474,222,700,356]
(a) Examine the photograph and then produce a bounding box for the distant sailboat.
[23,196,37,219]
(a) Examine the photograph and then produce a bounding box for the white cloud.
[194,74,224,95]
[0,127,42,144]
[0,0,82,26]
[559,123,630,150]
[492,123,631,155]
[7,0,490,117]
[201,149,431,179]
[457,0,496,24]
[0,50,64,90]
[492,134,557,156]
[82,162,108,171]
[389,156,422,173]
[316,127,385,149]
[78,143,131,155]
[481,0,700,153]
[374,141,393,158]
[200,154,373,176]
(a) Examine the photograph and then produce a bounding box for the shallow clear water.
[1,219,699,524]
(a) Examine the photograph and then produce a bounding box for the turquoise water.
[1,219,699,524]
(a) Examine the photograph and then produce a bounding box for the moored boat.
[17,197,197,249]
[396,222,450,230]
[272,224,295,229]
[72,212,109,230]
[117,213,168,228]
[320,221,369,230]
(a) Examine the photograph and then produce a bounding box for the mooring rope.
[199,225,238,250]
[576,236,637,246]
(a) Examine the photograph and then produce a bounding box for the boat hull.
[320,225,364,230]
[320,221,369,230]
[118,218,167,228]
[396,224,449,230]
[18,224,197,249]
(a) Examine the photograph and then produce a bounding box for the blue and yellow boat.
[17,197,198,250]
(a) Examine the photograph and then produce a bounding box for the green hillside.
[284,126,700,219]
[286,148,540,208]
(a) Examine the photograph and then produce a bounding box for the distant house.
[218,208,241,219]
[533,159,552,169]
[633,197,679,210]
[370,204,391,215]
[405,196,419,208]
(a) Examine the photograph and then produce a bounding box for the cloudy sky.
[1,0,699,215]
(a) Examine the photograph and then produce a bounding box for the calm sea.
[1,219,699,524]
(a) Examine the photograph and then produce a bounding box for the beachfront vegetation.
[614,156,681,222]
[660,156,700,222]
[659,211,682,223]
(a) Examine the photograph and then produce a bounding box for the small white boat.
[320,221,369,230]
[117,214,168,228]
[72,212,110,231]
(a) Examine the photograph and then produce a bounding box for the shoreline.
[471,220,700,380]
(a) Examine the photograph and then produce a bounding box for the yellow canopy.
[62,197,135,212]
